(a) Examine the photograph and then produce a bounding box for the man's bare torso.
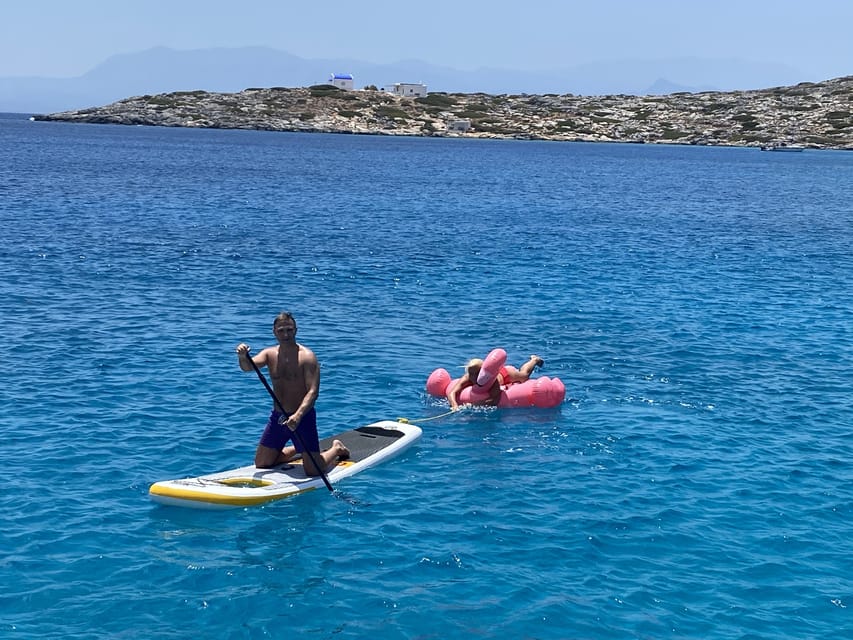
[267,344,309,412]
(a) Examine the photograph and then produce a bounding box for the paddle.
[244,350,334,493]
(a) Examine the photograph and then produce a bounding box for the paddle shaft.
[245,352,334,493]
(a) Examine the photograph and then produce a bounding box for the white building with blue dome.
[329,73,354,90]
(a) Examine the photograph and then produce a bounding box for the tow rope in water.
[396,407,465,424]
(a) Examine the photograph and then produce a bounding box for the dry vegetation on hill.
[35,76,853,149]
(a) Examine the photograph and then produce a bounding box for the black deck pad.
[317,425,405,463]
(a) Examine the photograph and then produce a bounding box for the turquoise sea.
[1,111,852,639]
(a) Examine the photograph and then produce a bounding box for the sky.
[1,0,851,81]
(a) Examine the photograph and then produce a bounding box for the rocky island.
[33,76,853,150]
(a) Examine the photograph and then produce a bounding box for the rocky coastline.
[33,76,853,150]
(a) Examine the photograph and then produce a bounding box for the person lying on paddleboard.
[446,354,545,411]
[236,311,349,473]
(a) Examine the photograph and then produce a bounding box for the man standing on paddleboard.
[236,311,349,474]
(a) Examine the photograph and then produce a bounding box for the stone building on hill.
[385,82,428,98]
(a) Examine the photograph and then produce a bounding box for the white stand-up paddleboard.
[149,420,422,509]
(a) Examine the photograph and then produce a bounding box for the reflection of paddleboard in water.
[149,420,422,509]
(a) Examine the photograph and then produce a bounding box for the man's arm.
[288,350,320,428]
[236,343,269,371]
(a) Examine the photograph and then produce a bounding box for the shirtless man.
[236,311,349,474]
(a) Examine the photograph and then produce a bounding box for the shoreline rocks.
[32,77,853,150]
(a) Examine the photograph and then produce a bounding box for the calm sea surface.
[1,112,852,639]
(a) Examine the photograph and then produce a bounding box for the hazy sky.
[2,0,851,80]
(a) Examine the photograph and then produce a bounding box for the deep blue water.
[2,111,852,639]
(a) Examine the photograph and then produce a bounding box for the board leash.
[396,408,462,424]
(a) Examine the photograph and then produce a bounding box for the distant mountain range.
[0,46,810,114]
